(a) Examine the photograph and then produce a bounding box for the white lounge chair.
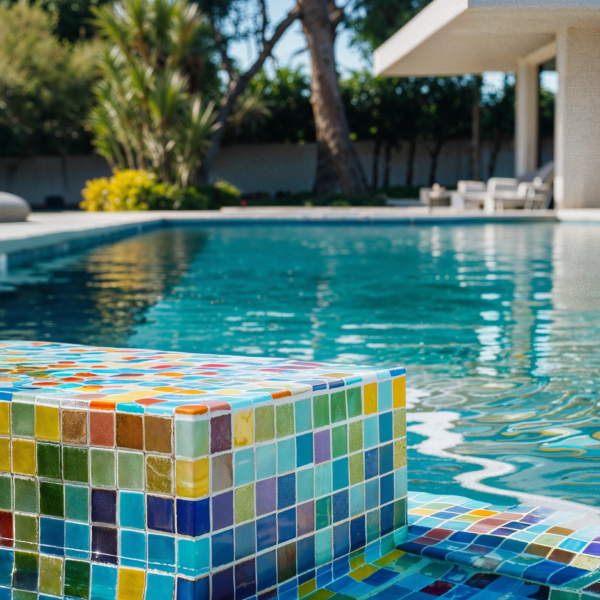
[450,163,554,213]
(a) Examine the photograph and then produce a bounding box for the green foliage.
[80,169,240,210]
[0,3,99,156]
[0,0,112,42]
[346,0,433,57]
[228,67,314,144]
[89,0,218,186]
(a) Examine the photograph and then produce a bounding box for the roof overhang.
[373,0,600,77]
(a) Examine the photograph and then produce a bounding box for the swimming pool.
[1,223,599,508]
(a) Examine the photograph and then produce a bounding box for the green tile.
[40,481,64,517]
[349,453,364,485]
[12,402,35,437]
[234,484,254,523]
[64,559,90,599]
[37,442,61,479]
[118,451,144,490]
[14,550,38,590]
[276,403,294,438]
[13,591,37,600]
[313,395,330,429]
[14,514,38,551]
[91,448,115,487]
[175,418,208,459]
[316,496,332,529]
[63,447,88,483]
[294,399,312,433]
[367,509,379,543]
[347,387,362,418]
[330,391,347,423]
[349,421,363,453]
[0,474,11,510]
[14,478,38,513]
[65,485,89,522]
[331,425,348,459]
[394,409,406,439]
[254,406,274,442]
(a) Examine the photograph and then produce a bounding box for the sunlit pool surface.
[1,223,599,507]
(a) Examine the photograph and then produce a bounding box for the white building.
[373,0,600,209]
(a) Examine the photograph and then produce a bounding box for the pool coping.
[0,206,594,272]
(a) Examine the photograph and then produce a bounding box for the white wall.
[0,139,553,206]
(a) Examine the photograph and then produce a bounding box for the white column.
[515,61,539,176]
[555,28,600,209]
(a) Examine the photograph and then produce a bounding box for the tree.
[0,3,98,157]
[481,77,515,179]
[227,67,314,144]
[195,0,301,183]
[89,0,217,187]
[298,0,368,195]
[418,77,472,185]
[0,0,112,42]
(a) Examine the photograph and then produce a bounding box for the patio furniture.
[419,184,452,206]
[450,162,554,213]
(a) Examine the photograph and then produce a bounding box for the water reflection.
[1,223,600,506]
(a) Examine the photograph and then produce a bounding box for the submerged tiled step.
[398,492,600,598]
[0,341,408,600]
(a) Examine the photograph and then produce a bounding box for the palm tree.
[88,0,216,187]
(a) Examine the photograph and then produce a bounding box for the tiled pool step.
[393,492,600,598]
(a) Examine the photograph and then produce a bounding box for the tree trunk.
[314,139,338,195]
[428,140,444,186]
[488,133,503,180]
[299,0,367,195]
[383,141,392,189]
[405,138,416,187]
[371,138,381,191]
[470,77,481,181]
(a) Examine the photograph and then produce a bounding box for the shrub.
[80,170,157,211]
[80,169,238,211]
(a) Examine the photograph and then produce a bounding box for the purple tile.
[211,415,232,454]
[584,542,600,557]
[256,478,276,517]
[297,501,314,536]
[212,490,234,531]
[314,430,331,464]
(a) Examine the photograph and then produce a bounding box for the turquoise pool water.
[1,223,600,507]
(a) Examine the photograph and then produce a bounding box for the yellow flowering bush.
[80,170,157,211]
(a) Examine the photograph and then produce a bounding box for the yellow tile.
[118,568,145,600]
[299,579,317,598]
[408,508,436,516]
[364,383,378,415]
[349,564,378,581]
[0,402,9,435]
[393,376,406,408]
[0,438,9,472]
[234,409,253,447]
[304,589,335,600]
[35,405,60,441]
[374,549,404,567]
[573,554,600,571]
[349,553,365,570]
[394,439,406,469]
[176,457,209,498]
[39,556,63,596]
[469,509,497,517]
[12,438,36,475]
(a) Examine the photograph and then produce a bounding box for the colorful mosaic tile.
[0,341,408,599]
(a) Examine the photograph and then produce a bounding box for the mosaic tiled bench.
[0,342,408,600]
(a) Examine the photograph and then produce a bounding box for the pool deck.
[0,206,596,271]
